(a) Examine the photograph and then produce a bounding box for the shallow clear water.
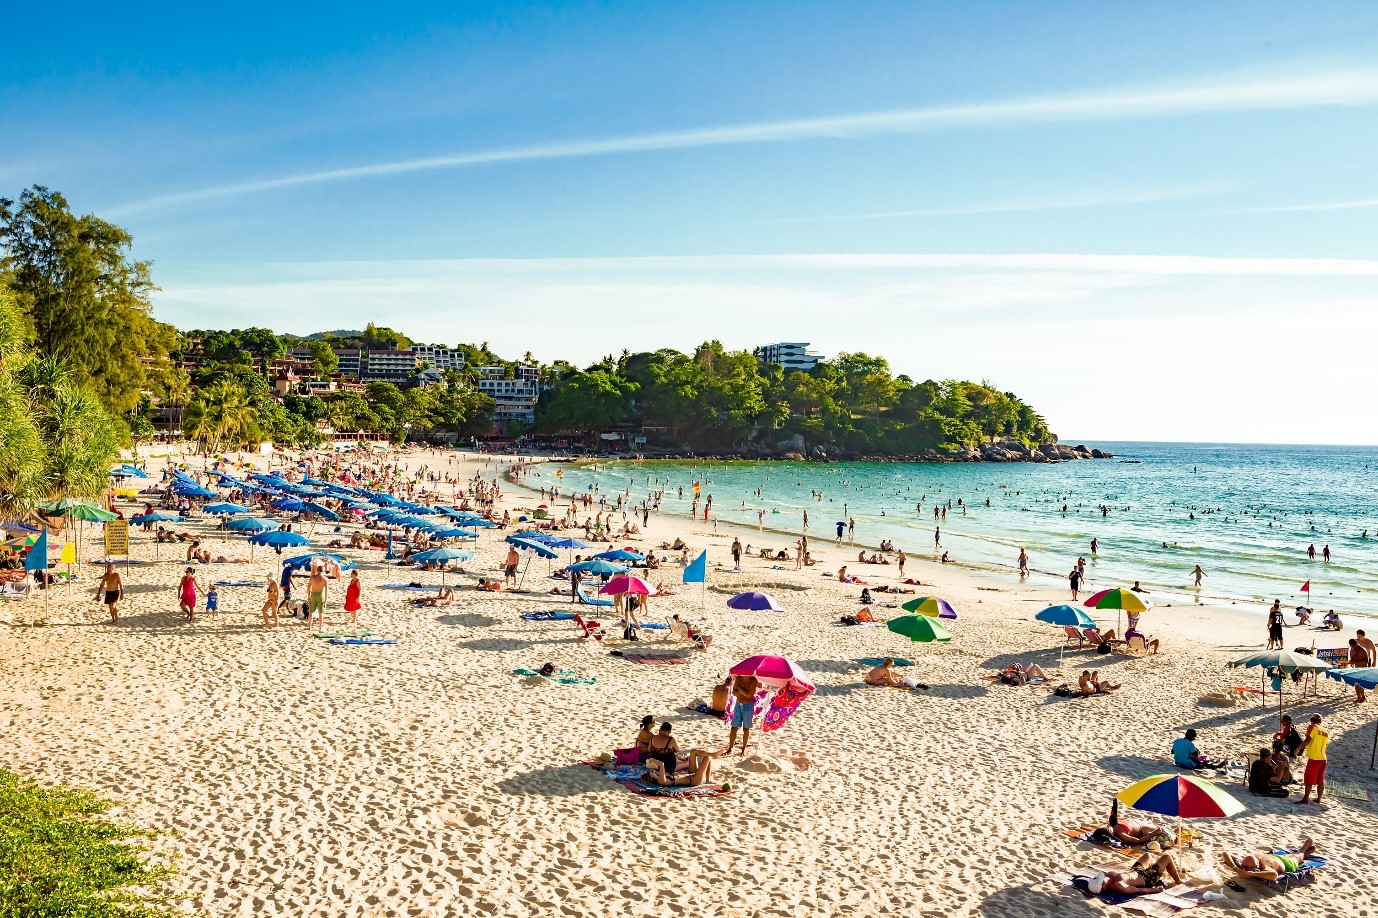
[541,442,1378,616]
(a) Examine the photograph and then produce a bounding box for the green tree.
[0,186,173,414]
[183,379,259,453]
[305,339,338,378]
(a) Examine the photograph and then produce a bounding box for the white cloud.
[785,184,1231,221]
[112,66,1378,214]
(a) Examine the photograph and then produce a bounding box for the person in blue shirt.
[1172,729,1222,769]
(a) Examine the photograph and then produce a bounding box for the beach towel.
[585,761,729,799]
[1055,865,1206,917]
[513,667,598,685]
[214,579,261,587]
[329,637,396,646]
[521,611,576,621]
[1222,850,1327,892]
[88,558,145,566]
[1065,825,1183,859]
[856,657,913,667]
[312,631,377,639]
[622,653,689,665]
[639,622,669,630]
[380,583,435,591]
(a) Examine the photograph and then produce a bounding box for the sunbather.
[999,662,1048,685]
[1079,670,1120,695]
[1102,811,1165,846]
[416,587,454,607]
[634,715,655,762]
[1089,852,1185,895]
[1231,837,1318,876]
[645,748,715,787]
[865,658,902,687]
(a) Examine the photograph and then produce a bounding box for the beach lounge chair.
[1222,850,1327,892]
[573,614,605,641]
[1064,625,1086,648]
[1081,627,1106,647]
[576,583,613,607]
[1,580,32,599]
[668,618,713,649]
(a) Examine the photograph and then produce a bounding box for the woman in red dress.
[344,569,362,624]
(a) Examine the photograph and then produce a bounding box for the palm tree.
[184,379,258,453]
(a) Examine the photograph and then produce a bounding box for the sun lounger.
[573,614,605,640]
[576,583,613,607]
[1221,850,1327,892]
[521,610,576,621]
[1,580,33,599]
[1064,625,1086,647]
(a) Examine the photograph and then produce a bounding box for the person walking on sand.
[896,548,906,578]
[94,563,123,623]
[504,545,520,587]
[344,569,362,625]
[731,537,743,571]
[307,562,328,629]
[1069,565,1082,600]
[262,577,280,628]
[1017,549,1029,580]
[719,674,761,757]
[178,567,201,622]
[1297,714,1330,804]
[1192,565,1206,587]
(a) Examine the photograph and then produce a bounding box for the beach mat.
[621,653,690,665]
[312,631,377,640]
[1327,780,1369,802]
[88,558,146,566]
[329,637,396,646]
[521,611,576,621]
[857,657,913,667]
[1053,863,1206,917]
[1065,825,1184,859]
[380,584,434,592]
[616,779,730,800]
[214,579,261,587]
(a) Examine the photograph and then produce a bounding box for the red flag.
[1300,581,1310,593]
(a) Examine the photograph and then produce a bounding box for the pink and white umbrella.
[598,574,654,595]
[729,655,815,690]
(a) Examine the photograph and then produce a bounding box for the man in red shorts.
[1297,713,1330,805]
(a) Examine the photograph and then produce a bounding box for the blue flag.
[683,550,706,584]
[24,527,49,572]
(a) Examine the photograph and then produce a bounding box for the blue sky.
[6,2,1378,443]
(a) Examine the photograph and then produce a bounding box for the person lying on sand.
[870,585,916,594]
[1230,837,1317,876]
[415,587,454,607]
[1079,670,1120,695]
[999,662,1048,685]
[645,749,715,787]
[1088,852,1184,895]
[1099,813,1166,846]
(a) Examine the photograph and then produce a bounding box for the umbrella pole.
[1370,720,1376,771]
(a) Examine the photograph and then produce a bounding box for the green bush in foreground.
[0,770,173,917]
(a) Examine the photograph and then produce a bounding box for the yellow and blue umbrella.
[900,596,958,620]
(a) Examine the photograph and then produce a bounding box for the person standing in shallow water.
[1192,565,1206,587]
[1069,566,1082,600]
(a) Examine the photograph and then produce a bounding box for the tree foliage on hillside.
[536,342,1052,453]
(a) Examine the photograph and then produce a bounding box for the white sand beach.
[3,446,1375,917]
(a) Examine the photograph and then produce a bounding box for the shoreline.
[503,456,1378,632]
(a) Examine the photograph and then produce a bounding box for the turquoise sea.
[541,442,1378,618]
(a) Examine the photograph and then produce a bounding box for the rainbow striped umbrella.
[900,596,958,620]
[1117,774,1244,820]
[1083,588,1152,614]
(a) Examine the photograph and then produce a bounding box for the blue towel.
[522,611,576,621]
[380,584,434,592]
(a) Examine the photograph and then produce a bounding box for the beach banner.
[683,550,706,584]
[23,527,48,571]
[60,542,76,565]
[105,519,130,556]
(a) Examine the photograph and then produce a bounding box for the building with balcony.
[754,342,823,372]
[409,344,467,371]
[477,365,540,425]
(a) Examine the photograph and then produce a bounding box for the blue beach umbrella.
[1035,605,1098,629]
[283,553,356,571]
[224,517,275,532]
[172,482,217,499]
[430,527,479,540]
[249,530,311,549]
[273,497,307,512]
[511,537,558,559]
[568,559,629,576]
[204,502,252,516]
[410,546,475,589]
[129,511,181,525]
[593,549,645,562]
[298,501,341,521]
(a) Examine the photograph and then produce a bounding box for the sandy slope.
[1,446,1374,917]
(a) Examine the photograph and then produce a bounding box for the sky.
[5,1,1378,444]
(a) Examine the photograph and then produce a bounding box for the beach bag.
[1096,642,1112,654]
[612,748,640,766]
[1054,684,1078,697]
[623,624,639,641]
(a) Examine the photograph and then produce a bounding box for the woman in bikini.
[633,716,656,762]
[642,722,680,774]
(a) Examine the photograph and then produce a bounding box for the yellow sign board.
[104,519,131,556]
[60,542,76,564]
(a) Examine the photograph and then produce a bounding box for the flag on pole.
[1300,581,1310,593]
[683,550,706,584]
[23,527,49,572]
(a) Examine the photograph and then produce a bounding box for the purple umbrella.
[726,591,784,612]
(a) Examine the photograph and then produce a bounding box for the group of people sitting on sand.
[857,551,889,564]
[631,717,717,787]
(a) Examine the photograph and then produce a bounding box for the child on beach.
[205,586,219,618]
